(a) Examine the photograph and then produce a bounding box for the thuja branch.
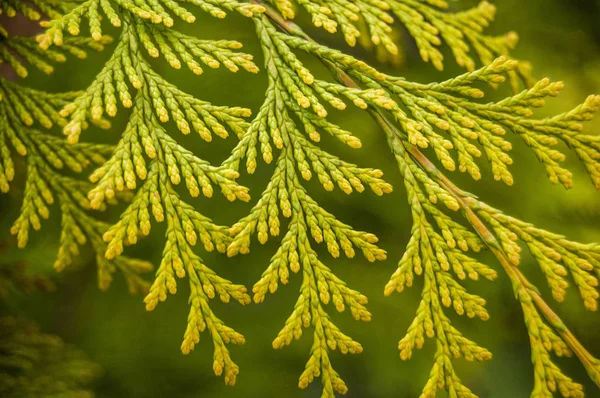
[326,56,600,385]
[27,0,600,396]
[37,0,264,385]
[384,110,600,396]
[0,6,152,292]
[381,111,600,388]
[224,7,392,397]
[260,3,600,397]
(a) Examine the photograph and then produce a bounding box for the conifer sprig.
[0,83,152,292]
[373,62,600,398]
[37,0,264,384]
[383,68,600,189]
[383,133,495,396]
[58,12,259,144]
[0,4,153,292]
[261,5,600,396]
[36,0,265,50]
[20,0,599,395]
[370,56,600,398]
[0,1,111,79]
[241,15,600,190]
[396,139,600,397]
[0,33,113,78]
[94,85,252,385]
[223,14,392,396]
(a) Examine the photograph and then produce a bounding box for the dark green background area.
[1,1,600,397]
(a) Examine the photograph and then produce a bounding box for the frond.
[36,0,265,49]
[224,15,391,396]
[381,60,600,398]
[0,80,152,292]
[59,14,258,144]
[264,0,533,89]
[377,62,600,189]
[0,1,100,77]
[380,69,600,398]
[280,36,598,189]
[0,34,112,78]
[0,0,153,292]
[38,0,263,384]
[384,136,494,396]
[267,11,600,397]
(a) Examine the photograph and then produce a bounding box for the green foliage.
[34,0,264,386]
[0,0,73,23]
[0,315,101,398]
[0,34,110,79]
[36,0,264,49]
[224,15,394,395]
[0,3,153,293]
[374,61,600,398]
[268,0,533,90]
[1,0,599,397]
[240,9,600,397]
[0,247,100,398]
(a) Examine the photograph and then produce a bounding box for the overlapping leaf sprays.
[18,0,600,397]
[0,0,72,27]
[36,0,264,384]
[268,0,534,91]
[0,2,152,293]
[256,6,600,397]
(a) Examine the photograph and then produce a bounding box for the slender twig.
[256,0,600,386]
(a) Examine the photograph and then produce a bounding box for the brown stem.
[256,0,600,385]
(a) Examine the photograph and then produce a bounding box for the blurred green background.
[2,1,600,397]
